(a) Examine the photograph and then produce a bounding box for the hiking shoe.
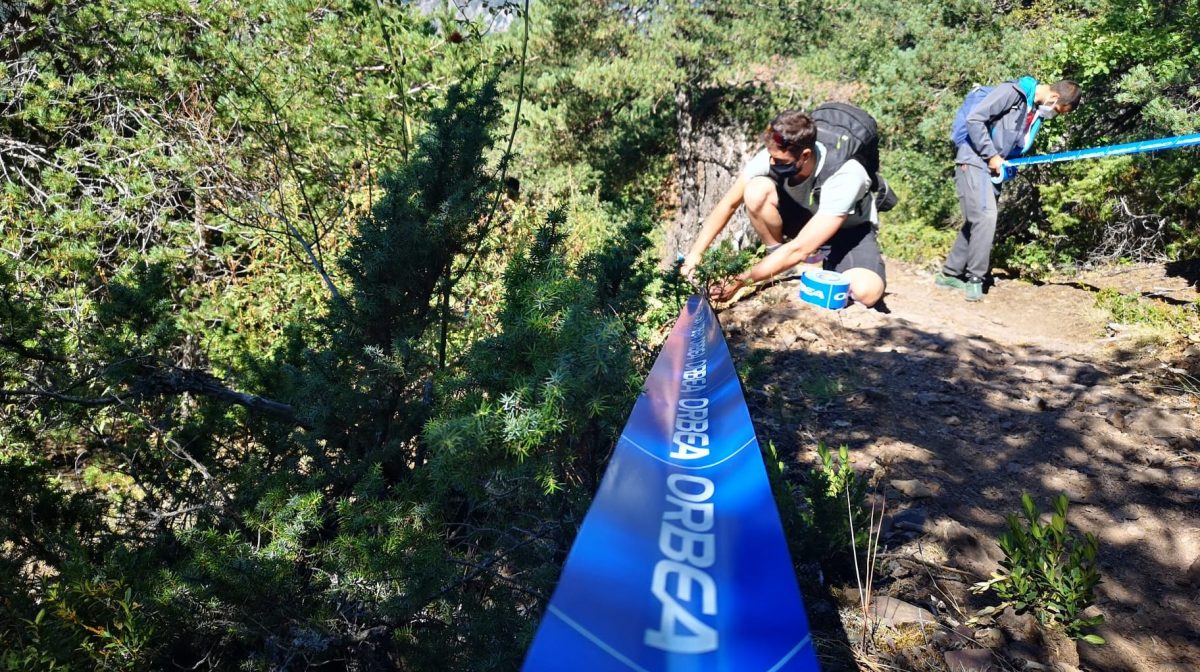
[965,276,984,302]
[935,273,967,290]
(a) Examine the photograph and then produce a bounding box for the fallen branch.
[3,366,309,428]
[876,551,976,578]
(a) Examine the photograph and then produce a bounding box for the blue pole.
[993,132,1200,183]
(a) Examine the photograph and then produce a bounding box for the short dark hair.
[764,110,818,155]
[1051,80,1082,108]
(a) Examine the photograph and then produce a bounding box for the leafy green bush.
[973,493,1105,644]
[1,574,154,671]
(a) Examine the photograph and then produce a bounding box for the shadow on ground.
[717,279,1200,672]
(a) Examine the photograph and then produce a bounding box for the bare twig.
[877,551,976,578]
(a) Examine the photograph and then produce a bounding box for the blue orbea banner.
[522,295,820,672]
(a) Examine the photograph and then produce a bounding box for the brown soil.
[717,259,1200,672]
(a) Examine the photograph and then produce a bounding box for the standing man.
[681,108,888,308]
[937,77,1082,301]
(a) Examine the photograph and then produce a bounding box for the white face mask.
[1037,103,1059,120]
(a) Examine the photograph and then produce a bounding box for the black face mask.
[770,162,799,180]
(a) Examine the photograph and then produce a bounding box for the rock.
[1044,369,1073,386]
[1105,409,1126,430]
[1179,554,1200,587]
[832,585,862,607]
[933,624,976,648]
[1041,628,1079,667]
[1020,366,1045,382]
[1043,471,1091,503]
[890,507,929,533]
[797,330,819,342]
[890,479,939,498]
[1100,519,1148,545]
[997,607,1040,643]
[1169,433,1199,451]
[1060,408,1088,423]
[870,596,937,627]
[946,415,962,426]
[1052,664,1082,672]
[1004,640,1046,669]
[1158,593,1194,611]
[943,648,996,671]
[932,519,1003,578]
[861,386,888,402]
[1132,467,1171,489]
[974,626,1005,649]
[916,391,952,404]
[1075,366,1103,385]
[888,559,913,579]
[1125,407,1198,439]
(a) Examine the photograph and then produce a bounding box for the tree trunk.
[667,85,757,265]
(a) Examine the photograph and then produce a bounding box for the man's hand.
[707,271,751,302]
[680,254,701,280]
[987,155,1005,176]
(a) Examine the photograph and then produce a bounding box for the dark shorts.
[777,185,887,283]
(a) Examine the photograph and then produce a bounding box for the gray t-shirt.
[742,142,877,226]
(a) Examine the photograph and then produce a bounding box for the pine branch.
[0,332,68,363]
[2,367,309,427]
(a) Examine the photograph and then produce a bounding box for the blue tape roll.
[991,163,1018,184]
[799,270,850,310]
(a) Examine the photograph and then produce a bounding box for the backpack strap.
[1016,75,1038,110]
[1008,76,1041,156]
[809,138,873,221]
[813,127,853,192]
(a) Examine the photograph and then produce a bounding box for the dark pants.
[778,185,887,284]
[943,162,1000,280]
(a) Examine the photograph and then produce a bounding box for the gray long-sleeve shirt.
[955,81,1034,169]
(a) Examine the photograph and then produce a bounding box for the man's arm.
[743,212,845,283]
[709,212,844,301]
[681,176,746,276]
[966,85,1024,170]
[713,160,867,298]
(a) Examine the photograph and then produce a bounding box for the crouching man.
[681,109,886,306]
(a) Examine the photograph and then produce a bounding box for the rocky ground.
[716,258,1199,672]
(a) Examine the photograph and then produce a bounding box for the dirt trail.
[718,259,1200,672]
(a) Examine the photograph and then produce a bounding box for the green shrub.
[1094,287,1197,332]
[694,239,755,290]
[799,443,870,572]
[973,493,1105,644]
[1,576,155,671]
[639,260,693,342]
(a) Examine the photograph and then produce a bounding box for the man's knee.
[842,268,885,307]
[743,177,778,216]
